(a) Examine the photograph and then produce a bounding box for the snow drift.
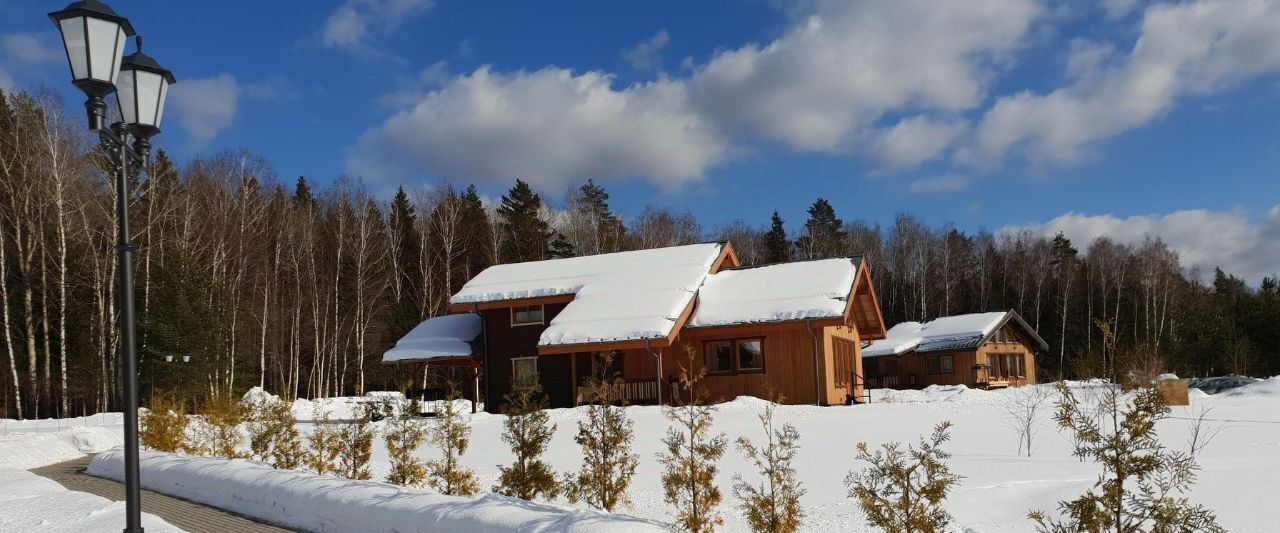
[89,450,665,533]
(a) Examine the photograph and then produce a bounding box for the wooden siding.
[479,302,570,413]
[864,335,1037,390]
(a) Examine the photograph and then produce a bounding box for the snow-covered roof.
[688,258,858,328]
[382,313,482,364]
[863,311,1009,358]
[451,243,726,347]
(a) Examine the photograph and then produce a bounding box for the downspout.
[645,338,662,406]
[473,303,487,414]
[806,319,821,406]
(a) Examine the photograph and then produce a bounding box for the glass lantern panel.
[134,70,163,126]
[86,17,123,83]
[155,80,168,128]
[111,29,127,84]
[115,69,137,124]
[59,17,89,80]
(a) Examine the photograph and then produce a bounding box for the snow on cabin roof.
[451,243,726,347]
[688,258,858,328]
[382,313,482,364]
[863,311,1009,358]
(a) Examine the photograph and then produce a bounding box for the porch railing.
[866,375,900,388]
[576,379,661,404]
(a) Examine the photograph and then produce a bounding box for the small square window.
[512,305,545,326]
[705,341,733,373]
[737,339,764,371]
[926,357,941,374]
[940,355,954,374]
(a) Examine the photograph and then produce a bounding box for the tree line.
[2,88,1276,419]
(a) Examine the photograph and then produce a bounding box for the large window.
[511,305,544,326]
[989,354,1026,380]
[512,357,538,387]
[703,338,765,374]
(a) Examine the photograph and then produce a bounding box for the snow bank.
[0,427,122,469]
[0,467,180,532]
[1222,376,1280,398]
[688,258,856,328]
[88,450,665,533]
[383,313,481,364]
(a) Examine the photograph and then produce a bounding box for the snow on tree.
[563,353,639,512]
[426,386,480,496]
[1030,383,1225,533]
[140,391,190,453]
[846,421,963,533]
[732,391,805,533]
[658,347,727,533]
[494,380,559,500]
[384,399,429,487]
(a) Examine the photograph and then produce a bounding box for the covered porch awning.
[382,313,482,366]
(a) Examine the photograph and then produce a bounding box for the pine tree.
[732,392,805,533]
[305,409,342,475]
[659,347,727,533]
[494,381,559,500]
[140,391,190,454]
[795,199,845,259]
[245,397,304,469]
[292,176,315,208]
[426,386,480,496]
[1029,383,1226,533]
[845,421,962,533]
[567,179,627,255]
[762,212,791,264]
[563,353,639,511]
[336,414,374,480]
[497,179,553,263]
[548,231,575,258]
[384,399,429,487]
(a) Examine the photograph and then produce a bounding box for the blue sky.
[2,0,1278,281]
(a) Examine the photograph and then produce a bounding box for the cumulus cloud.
[167,74,240,148]
[908,175,970,194]
[870,116,968,169]
[1004,206,1280,284]
[322,0,434,54]
[2,33,64,65]
[621,30,671,72]
[346,66,727,192]
[969,0,1280,164]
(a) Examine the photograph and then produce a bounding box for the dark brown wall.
[481,302,570,413]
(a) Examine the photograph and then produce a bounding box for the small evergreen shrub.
[245,396,304,469]
[732,391,805,533]
[659,347,727,533]
[384,399,429,487]
[425,386,480,496]
[494,380,559,500]
[140,391,190,453]
[563,353,638,512]
[845,421,963,533]
[336,413,374,480]
[192,396,248,459]
[305,409,342,475]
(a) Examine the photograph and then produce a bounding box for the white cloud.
[908,175,970,194]
[167,74,239,148]
[621,30,671,72]
[870,116,968,169]
[687,0,1040,152]
[1004,205,1280,284]
[322,0,434,53]
[969,0,1280,164]
[1,33,64,65]
[346,66,727,192]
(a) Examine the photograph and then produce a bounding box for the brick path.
[29,455,295,533]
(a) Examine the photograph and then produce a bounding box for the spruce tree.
[795,198,846,259]
[459,184,493,278]
[292,176,315,209]
[385,400,429,487]
[563,353,639,511]
[336,414,374,480]
[846,422,963,533]
[762,212,791,264]
[388,186,423,340]
[1029,383,1226,533]
[495,381,559,500]
[246,397,304,469]
[733,392,805,533]
[426,386,480,496]
[497,179,553,263]
[305,409,342,475]
[659,347,727,533]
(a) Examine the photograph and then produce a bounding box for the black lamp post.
[48,2,175,532]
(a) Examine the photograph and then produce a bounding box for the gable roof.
[688,257,859,328]
[450,242,727,348]
[382,313,482,364]
[863,310,1048,358]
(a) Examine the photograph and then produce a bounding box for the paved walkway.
[29,455,295,533]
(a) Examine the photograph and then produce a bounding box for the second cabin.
[861,310,1047,390]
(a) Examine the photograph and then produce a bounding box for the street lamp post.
[48,2,175,532]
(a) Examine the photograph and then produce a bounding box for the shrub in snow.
[845,421,963,533]
[1001,385,1054,457]
[245,396,303,470]
[732,391,805,533]
[305,409,342,475]
[337,414,374,480]
[140,392,190,454]
[384,400,429,487]
[563,353,638,512]
[1029,383,1226,533]
[426,386,479,496]
[658,348,726,533]
[1183,403,1226,457]
[495,380,559,501]
[191,396,247,459]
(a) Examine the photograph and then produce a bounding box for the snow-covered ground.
[0,425,180,532]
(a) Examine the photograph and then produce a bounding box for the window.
[941,355,954,374]
[926,356,941,374]
[511,305,544,326]
[703,338,765,374]
[512,357,538,387]
[705,341,733,373]
[989,354,1026,380]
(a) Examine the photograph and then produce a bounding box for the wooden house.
[861,310,1047,389]
[386,242,887,413]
